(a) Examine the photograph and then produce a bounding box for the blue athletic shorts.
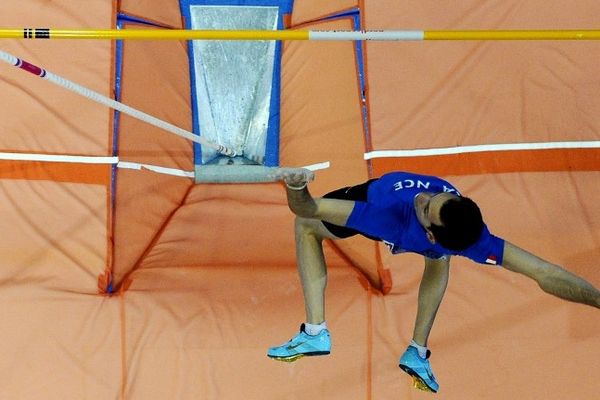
[321,179,378,240]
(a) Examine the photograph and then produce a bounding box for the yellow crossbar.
[4,28,310,40]
[424,30,600,40]
[1,28,600,41]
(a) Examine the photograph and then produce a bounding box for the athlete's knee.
[295,216,316,233]
[294,216,326,240]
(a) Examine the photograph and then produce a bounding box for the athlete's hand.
[274,167,314,189]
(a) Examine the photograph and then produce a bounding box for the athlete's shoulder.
[379,171,437,180]
[377,171,459,194]
[456,225,505,265]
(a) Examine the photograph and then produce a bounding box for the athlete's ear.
[425,229,436,244]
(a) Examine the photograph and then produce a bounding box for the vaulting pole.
[0,28,599,41]
[0,48,236,156]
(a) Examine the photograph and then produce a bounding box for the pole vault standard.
[0,28,599,41]
[0,48,237,157]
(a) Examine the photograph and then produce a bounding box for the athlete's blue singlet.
[345,172,505,265]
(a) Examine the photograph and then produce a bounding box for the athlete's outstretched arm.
[412,256,450,347]
[276,168,355,226]
[502,241,600,308]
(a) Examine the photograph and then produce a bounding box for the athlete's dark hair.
[428,196,483,251]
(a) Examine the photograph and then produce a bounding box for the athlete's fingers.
[274,168,314,186]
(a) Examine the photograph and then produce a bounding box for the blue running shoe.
[267,324,331,362]
[399,345,439,393]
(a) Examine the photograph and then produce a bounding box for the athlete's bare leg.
[294,217,340,324]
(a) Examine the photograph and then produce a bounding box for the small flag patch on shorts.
[485,255,498,265]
